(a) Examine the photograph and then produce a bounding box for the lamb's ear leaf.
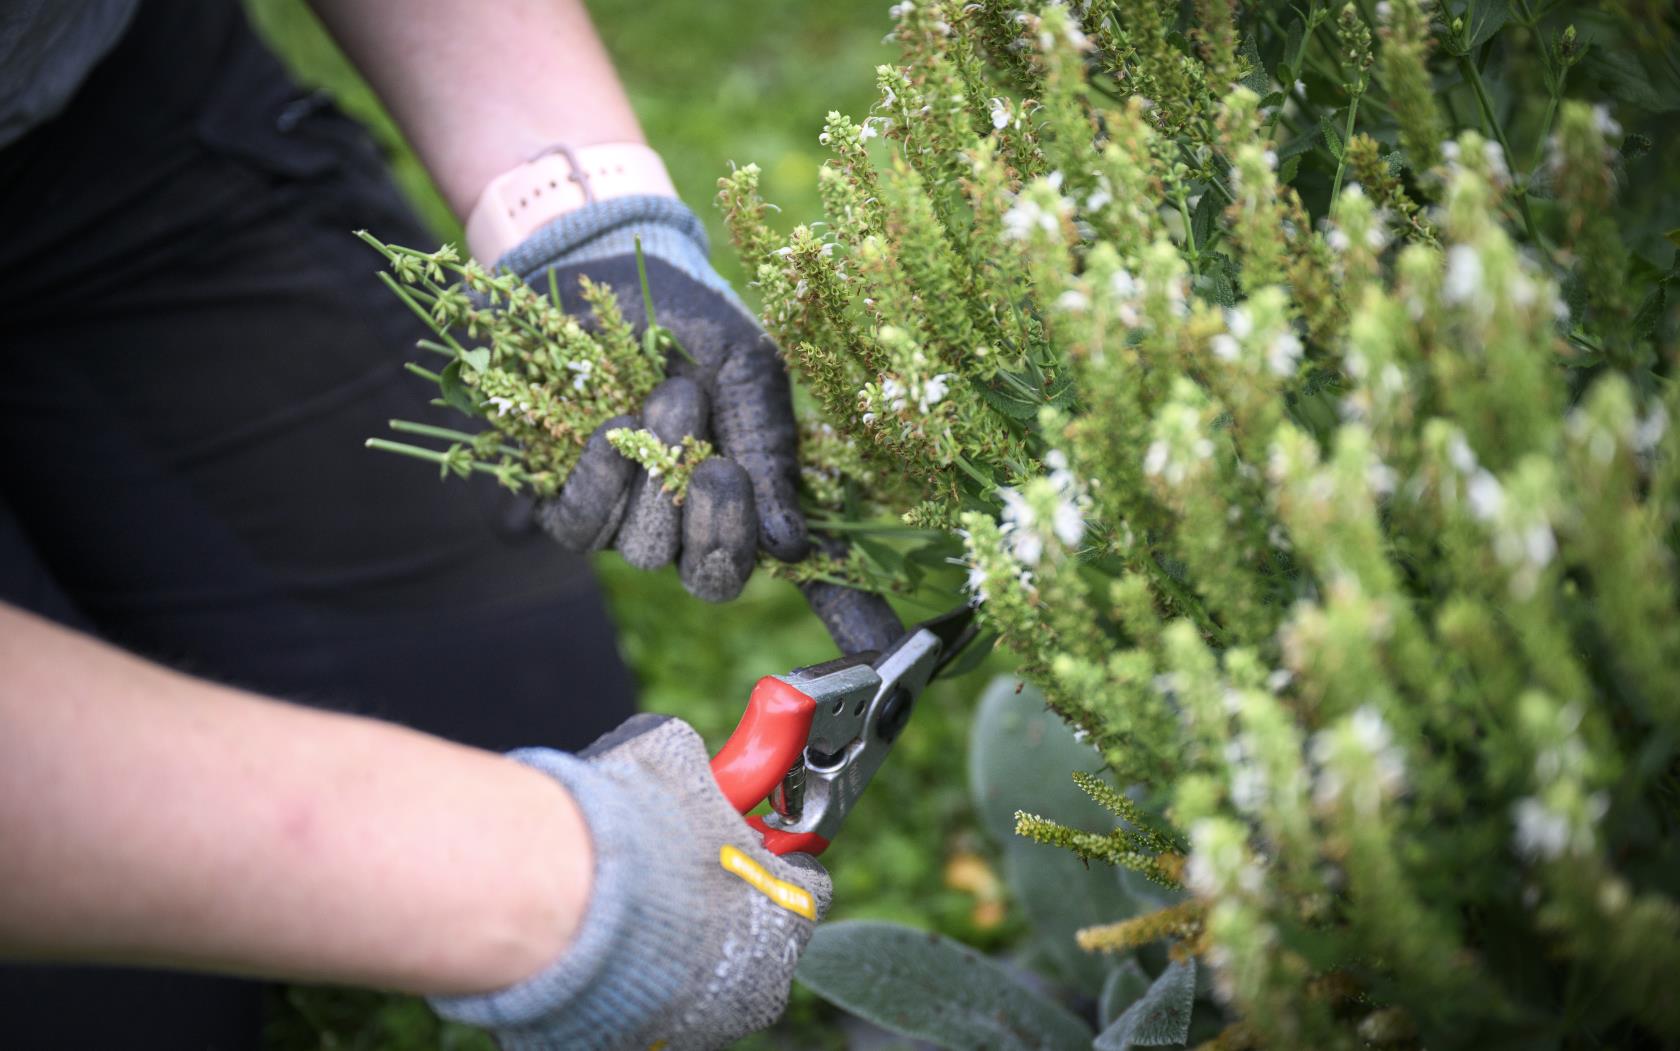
[1002,837,1146,996]
[1100,958,1153,1028]
[969,676,1150,995]
[796,920,1093,1051]
[1094,959,1197,1050]
[968,676,1116,845]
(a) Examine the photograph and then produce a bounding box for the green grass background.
[242,2,1010,1046]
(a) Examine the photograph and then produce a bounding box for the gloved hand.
[499,194,903,654]
[499,196,801,603]
[430,713,831,1051]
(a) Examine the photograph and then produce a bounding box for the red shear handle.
[709,677,832,856]
[710,677,816,812]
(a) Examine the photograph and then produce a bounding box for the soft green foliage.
[796,920,1095,1051]
[729,1,1680,1046]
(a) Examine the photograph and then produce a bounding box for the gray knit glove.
[502,197,802,604]
[430,714,832,1051]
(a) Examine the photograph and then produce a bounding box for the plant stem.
[1175,188,1201,265]
[804,517,946,538]
[378,272,469,356]
[364,438,526,482]
[633,235,659,327]
[1456,54,1554,264]
[404,362,443,383]
[1328,87,1364,203]
[388,420,522,456]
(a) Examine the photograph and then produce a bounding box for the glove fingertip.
[679,458,757,602]
[542,415,639,552]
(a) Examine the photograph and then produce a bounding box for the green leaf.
[854,535,905,574]
[1094,959,1197,1050]
[1582,47,1680,112]
[979,380,1046,420]
[1278,125,1323,163]
[1190,191,1219,250]
[1240,33,1269,94]
[437,361,481,418]
[1460,0,1510,52]
[1278,20,1304,85]
[460,347,491,372]
[796,921,1093,1051]
[1279,153,1302,184]
[1319,114,1344,160]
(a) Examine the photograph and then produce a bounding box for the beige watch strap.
[464,142,676,264]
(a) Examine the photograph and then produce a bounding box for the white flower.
[1466,469,1504,520]
[1001,196,1058,240]
[1267,330,1303,377]
[879,376,907,412]
[1056,289,1090,313]
[487,396,515,417]
[1592,103,1621,139]
[565,359,593,392]
[988,96,1010,130]
[1143,440,1170,478]
[1512,796,1573,860]
[917,373,951,412]
[1636,403,1669,453]
[1447,434,1478,474]
[1051,494,1084,547]
[1366,459,1399,497]
[996,454,1088,564]
[999,487,1044,564]
[1211,333,1241,362]
[1443,244,1484,305]
[1312,705,1406,811]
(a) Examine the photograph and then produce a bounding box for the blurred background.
[243,1,1015,1046]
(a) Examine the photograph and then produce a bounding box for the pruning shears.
[708,607,979,856]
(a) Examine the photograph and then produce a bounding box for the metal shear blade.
[759,606,978,845]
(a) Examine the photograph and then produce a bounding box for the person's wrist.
[428,748,698,1038]
[464,143,678,265]
[491,762,595,989]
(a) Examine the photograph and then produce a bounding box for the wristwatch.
[464,142,676,263]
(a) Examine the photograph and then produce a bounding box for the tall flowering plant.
[717,0,1680,1046]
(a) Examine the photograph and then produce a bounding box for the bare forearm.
[307,0,647,217]
[0,603,589,996]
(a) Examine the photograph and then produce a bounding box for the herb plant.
[715,1,1680,1047]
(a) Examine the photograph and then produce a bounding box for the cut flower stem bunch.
[357,233,710,500]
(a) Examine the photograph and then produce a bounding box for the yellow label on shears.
[719,844,817,920]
